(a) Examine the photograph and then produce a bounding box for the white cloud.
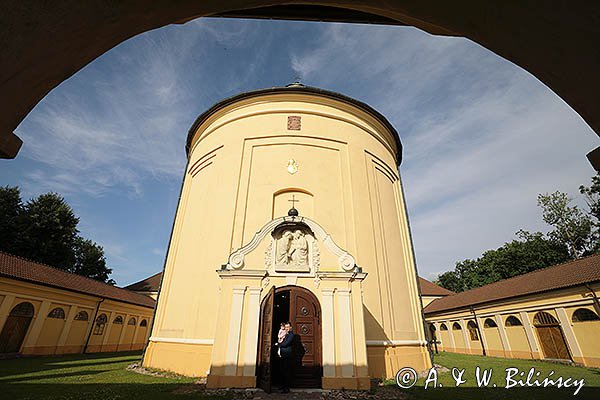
[289,23,599,278]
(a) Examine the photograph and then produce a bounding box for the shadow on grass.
[4,369,110,382]
[0,383,228,400]
[0,351,142,377]
[399,385,600,400]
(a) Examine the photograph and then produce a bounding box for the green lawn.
[0,351,599,399]
[0,352,218,399]
[400,352,600,400]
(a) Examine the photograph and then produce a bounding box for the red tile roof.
[125,272,162,292]
[419,277,454,296]
[0,252,156,308]
[424,254,600,314]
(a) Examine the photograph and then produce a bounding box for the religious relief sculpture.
[269,225,314,273]
[276,229,309,270]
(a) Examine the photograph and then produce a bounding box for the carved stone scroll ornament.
[225,215,356,271]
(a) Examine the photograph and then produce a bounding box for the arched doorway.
[0,302,35,354]
[533,311,571,361]
[257,285,322,392]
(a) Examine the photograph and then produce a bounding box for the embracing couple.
[274,321,294,393]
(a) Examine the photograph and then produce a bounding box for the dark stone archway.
[1,1,599,166]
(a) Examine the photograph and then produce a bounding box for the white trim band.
[366,340,427,347]
[149,337,214,345]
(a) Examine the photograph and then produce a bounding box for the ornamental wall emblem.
[287,159,298,175]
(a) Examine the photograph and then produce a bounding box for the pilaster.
[224,286,246,376]
[22,300,51,349]
[0,294,16,332]
[242,287,262,376]
[495,314,511,356]
[555,307,583,361]
[56,306,78,350]
[519,311,541,358]
[321,287,336,377]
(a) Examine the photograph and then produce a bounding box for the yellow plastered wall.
[568,306,600,367]
[0,277,154,356]
[483,326,504,357]
[425,283,600,367]
[144,89,431,382]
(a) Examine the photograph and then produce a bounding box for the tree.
[72,237,115,285]
[579,173,600,223]
[15,192,79,269]
[435,231,570,292]
[0,186,23,254]
[0,186,114,284]
[537,191,595,258]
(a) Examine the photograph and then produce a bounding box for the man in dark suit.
[275,321,295,393]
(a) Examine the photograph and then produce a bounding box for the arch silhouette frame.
[1,1,599,167]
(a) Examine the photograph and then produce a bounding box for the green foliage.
[0,186,113,284]
[436,175,600,293]
[0,186,22,253]
[15,192,79,270]
[579,172,600,222]
[537,191,595,258]
[72,237,115,285]
[435,231,570,293]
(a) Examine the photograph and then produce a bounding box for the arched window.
[93,314,107,335]
[467,321,479,340]
[74,311,89,321]
[572,308,600,322]
[439,323,448,331]
[429,324,436,331]
[113,316,123,324]
[452,322,462,330]
[505,316,522,326]
[10,302,34,317]
[128,317,137,325]
[533,311,559,327]
[484,318,498,328]
[47,307,65,319]
[140,319,148,327]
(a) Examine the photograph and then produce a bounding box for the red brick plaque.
[287,116,301,130]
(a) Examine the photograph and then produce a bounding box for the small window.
[10,302,34,317]
[113,316,123,324]
[74,311,89,321]
[572,308,600,322]
[93,314,107,335]
[439,323,448,331]
[128,317,137,325]
[140,319,148,327]
[467,321,479,341]
[484,318,498,328]
[505,316,522,326]
[48,307,65,319]
[452,322,462,330]
[429,324,436,332]
[533,311,559,327]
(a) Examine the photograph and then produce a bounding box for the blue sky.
[1,18,598,285]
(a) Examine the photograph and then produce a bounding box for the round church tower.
[143,84,431,390]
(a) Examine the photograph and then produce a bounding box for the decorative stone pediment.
[224,216,356,273]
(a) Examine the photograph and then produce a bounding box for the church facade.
[142,84,431,389]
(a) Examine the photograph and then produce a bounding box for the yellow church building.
[142,84,431,390]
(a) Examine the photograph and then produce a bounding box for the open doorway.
[257,286,322,392]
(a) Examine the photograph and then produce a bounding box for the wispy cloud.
[6,19,598,285]
[289,23,599,277]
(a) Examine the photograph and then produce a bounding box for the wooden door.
[0,302,34,354]
[289,287,322,388]
[537,326,571,360]
[257,286,275,393]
